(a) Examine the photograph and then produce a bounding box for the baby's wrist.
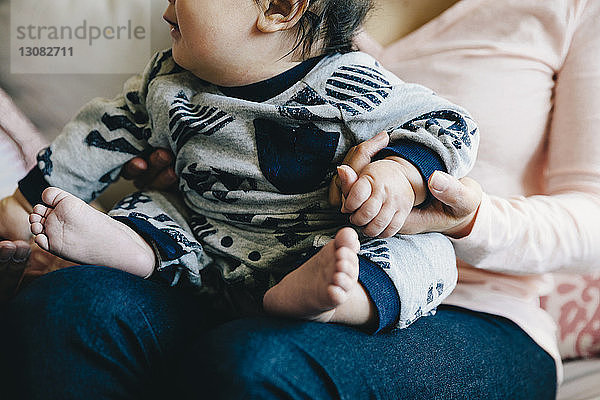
[383,156,427,206]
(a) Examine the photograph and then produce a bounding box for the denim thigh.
[1,265,217,400]
[1,266,557,400]
[188,305,557,400]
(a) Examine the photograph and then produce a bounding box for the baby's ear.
[256,0,309,33]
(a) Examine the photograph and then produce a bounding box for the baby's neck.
[217,55,323,102]
[192,57,303,88]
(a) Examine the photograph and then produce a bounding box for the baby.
[2,0,478,331]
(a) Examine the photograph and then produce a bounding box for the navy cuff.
[112,216,185,261]
[113,216,190,286]
[358,255,400,333]
[374,140,445,180]
[18,166,51,207]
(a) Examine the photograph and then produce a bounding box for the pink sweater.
[357,0,600,382]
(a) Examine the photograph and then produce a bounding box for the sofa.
[1,0,598,398]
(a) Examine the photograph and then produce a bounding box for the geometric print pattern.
[169,91,234,151]
[325,64,393,115]
[359,239,392,270]
[399,110,478,150]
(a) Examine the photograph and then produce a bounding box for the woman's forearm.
[451,191,600,274]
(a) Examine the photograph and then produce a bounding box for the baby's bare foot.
[0,240,30,303]
[263,227,364,323]
[29,187,155,278]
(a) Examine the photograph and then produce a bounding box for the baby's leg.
[108,190,207,286]
[360,233,458,329]
[29,187,155,278]
[263,228,376,327]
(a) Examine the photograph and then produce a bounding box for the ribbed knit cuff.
[112,216,185,261]
[18,166,50,207]
[358,255,400,333]
[113,216,188,285]
[374,140,445,181]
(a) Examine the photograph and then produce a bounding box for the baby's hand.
[0,189,33,241]
[338,157,426,238]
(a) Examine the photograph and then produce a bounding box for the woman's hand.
[328,132,483,238]
[401,171,483,238]
[121,148,178,191]
[0,240,30,303]
[0,240,76,302]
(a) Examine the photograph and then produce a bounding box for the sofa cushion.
[541,273,600,359]
[0,0,171,141]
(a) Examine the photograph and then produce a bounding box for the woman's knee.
[3,265,199,358]
[7,266,152,327]
[3,265,197,399]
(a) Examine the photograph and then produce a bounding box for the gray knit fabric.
[36,49,479,327]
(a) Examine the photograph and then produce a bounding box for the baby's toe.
[334,248,359,277]
[41,187,68,208]
[34,234,50,252]
[332,271,354,292]
[327,284,348,305]
[29,213,43,224]
[334,227,360,252]
[32,204,50,218]
[30,221,45,235]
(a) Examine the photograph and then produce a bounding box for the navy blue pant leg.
[1,266,557,400]
[1,265,215,400]
[188,306,557,400]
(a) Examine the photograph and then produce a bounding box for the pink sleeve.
[451,0,600,274]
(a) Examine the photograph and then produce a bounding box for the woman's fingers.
[337,165,359,196]
[0,241,17,263]
[139,149,173,188]
[0,240,31,303]
[0,241,30,272]
[401,172,483,237]
[12,241,31,263]
[121,149,177,190]
[120,157,147,180]
[329,165,359,206]
[341,131,389,171]
[147,169,178,191]
[429,172,482,217]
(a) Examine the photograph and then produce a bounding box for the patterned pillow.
[541,273,600,360]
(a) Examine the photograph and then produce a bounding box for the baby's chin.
[170,46,186,68]
[170,49,241,86]
[170,49,211,82]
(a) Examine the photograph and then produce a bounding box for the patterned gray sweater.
[22,49,479,327]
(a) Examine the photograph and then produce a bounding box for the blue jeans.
[1,266,556,399]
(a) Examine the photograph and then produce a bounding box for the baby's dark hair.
[294,0,373,57]
[262,0,374,58]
